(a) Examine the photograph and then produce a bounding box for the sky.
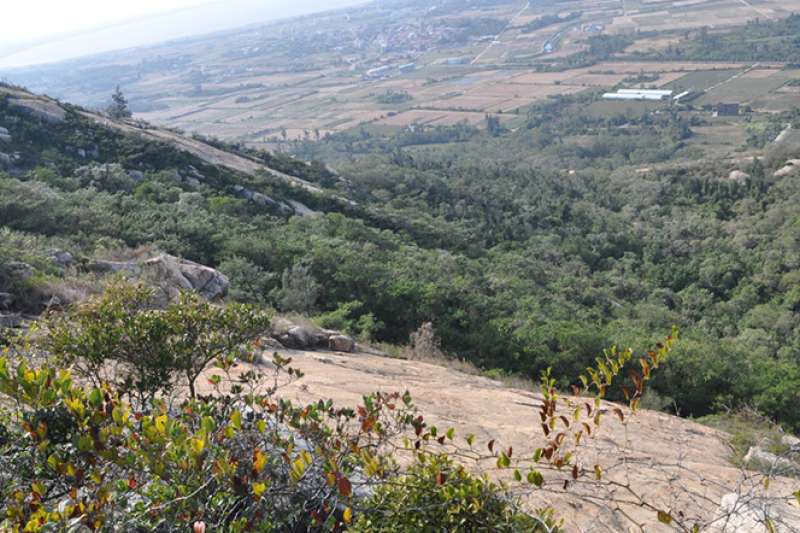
[1,0,215,47]
[0,0,365,68]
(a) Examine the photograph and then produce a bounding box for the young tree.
[107,85,132,119]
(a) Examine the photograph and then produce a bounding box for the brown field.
[127,0,800,144]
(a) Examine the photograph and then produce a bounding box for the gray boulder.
[0,126,10,143]
[280,326,328,350]
[782,434,800,451]
[142,254,229,300]
[744,446,799,474]
[85,254,229,300]
[8,261,34,280]
[0,293,13,310]
[329,335,356,353]
[50,251,74,268]
[0,313,22,329]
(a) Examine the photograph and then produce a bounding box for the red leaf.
[128,476,137,490]
[337,476,352,497]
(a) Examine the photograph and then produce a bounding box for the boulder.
[774,160,800,178]
[280,326,328,350]
[0,313,22,329]
[8,261,34,280]
[0,292,13,310]
[287,200,317,217]
[782,434,800,450]
[0,127,10,143]
[329,334,356,353]
[728,170,749,183]
[142,255,229,301]
[744,446,799,474]
[85,255,228,300]
[50,251,74,268]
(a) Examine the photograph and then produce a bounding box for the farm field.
[6,0,800,146]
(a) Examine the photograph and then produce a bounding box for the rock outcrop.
[143,255,229,300]
[270,319,355,353]
[85,254,229,300]
[328,334,356,353]
[8,97,66,123]
[774,159,800,178]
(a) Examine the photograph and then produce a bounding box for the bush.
[351,454,560,532]
[0,353,420,532]
[45,283,271,402]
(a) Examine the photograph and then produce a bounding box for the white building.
[602,89,673,101]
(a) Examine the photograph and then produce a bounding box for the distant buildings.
[603,89,673,101]
[366,65,392,78]
[365,62,416,79]
[398,63,416,73]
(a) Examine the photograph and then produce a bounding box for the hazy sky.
[0,0,364,68]
[1,0,215,46]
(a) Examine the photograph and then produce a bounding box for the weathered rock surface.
[279,326,329,350]
[142,254,229,300]
[9,97,66,123]
[328,334,356,353]
[728,170,750,183]
[50,251,74,268]
[774,160,800,178]
[0,293,13,310]
[200,349,800,533]
[85,254,228,300]
[0,126,11,143]
[744,446,800,474]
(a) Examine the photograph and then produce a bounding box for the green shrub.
[45,283,271,402]
[351,454,560,532]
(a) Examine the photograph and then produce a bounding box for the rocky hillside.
[211,342,800,532]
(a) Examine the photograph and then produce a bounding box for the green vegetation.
[375,90,413,105]
[2,71,800,449]
[0,286,559,532]
[649,15,800,62]
[518,12,581,34]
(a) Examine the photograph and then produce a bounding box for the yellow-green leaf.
[343,507,353,524]
[190,437,205,457]
[253,482,267,497]
[253,449,267,474]
[657,511,673,525]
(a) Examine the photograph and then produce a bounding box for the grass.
[698,409,794,469]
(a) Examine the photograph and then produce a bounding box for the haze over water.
[0,0,366,69]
